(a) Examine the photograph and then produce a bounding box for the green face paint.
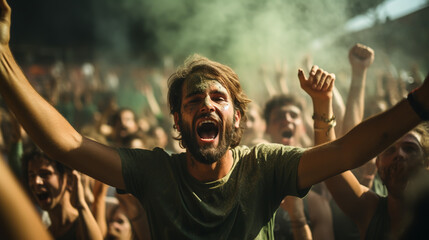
[181,73,232,115]
[185,73,223,96]
[178,73,239,165]
[186,74,218,95]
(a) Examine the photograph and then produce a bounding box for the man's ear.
[173,112,181,132]
[234,109,241,129]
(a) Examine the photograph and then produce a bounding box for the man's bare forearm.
[299,71,425,189]
[342,70,367,135]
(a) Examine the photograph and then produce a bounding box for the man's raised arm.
[299,57,379,231]
[297,67,429,190]
[0,0,125,189]
[342,43,374,135]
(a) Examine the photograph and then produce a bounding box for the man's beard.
[179,116,235,165]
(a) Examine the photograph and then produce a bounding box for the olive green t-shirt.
[119,143,307,240]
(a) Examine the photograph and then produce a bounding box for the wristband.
[312,113,336,136]
[407,91,429,121]
[312,113,336,123]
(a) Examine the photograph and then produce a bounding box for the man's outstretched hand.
[0,0,10,46]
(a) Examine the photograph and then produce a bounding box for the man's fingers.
[0,0,10,10]
[299,65,335,93]
[308,65,318,87]
[313,68,323,88]
[0,0,11,20]
[297,69,307,83]
[350,43,374,60]
[323,74,335,91]
[317,71,328,90]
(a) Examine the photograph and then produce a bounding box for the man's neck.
[186,149,234,182]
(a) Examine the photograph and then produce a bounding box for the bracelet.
[313,113,336,136]
[312,113,336,123]
[407,91,429,121]
[314,124,336,136]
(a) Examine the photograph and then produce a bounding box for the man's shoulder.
[232,143,304,162]
[233,143,303,153]
[118,146,171,157]
[118,147,185,166]
[119,147,186,193]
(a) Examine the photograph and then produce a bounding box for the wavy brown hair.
[413,122,429,165]
[168,54,251,148]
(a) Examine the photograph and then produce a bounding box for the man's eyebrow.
[407,134,422,146]
[210,89,227,95]
[185,89,227,99]
[185,90,204,99]
[403,140,422,147]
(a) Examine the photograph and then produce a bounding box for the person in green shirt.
[0,0,429,238]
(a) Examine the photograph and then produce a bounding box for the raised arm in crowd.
[1,0,429,238]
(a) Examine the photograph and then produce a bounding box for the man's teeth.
[198,120,216,126]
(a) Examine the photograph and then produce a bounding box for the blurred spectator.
[241,102,268,146]
[23,148,102,239]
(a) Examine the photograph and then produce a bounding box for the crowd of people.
[0,0,428,239]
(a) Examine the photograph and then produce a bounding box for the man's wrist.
[312,113,336,123]
[351,68,367,77]
[313,113,336,136]
[311,98,332,115]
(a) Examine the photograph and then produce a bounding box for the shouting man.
[0,1,428,239]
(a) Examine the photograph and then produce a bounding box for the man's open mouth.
[282,130,293,139]
[197,120,219,141]
[36,192,50,202]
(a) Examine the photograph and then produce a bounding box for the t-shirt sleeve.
[117,147,169,198]
[117,148,145,197]
[253,144,310,200]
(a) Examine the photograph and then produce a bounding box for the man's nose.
[34,175,43,185]
[284,112,294,122]
[201,96,215,113]
[393,147,407,162]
